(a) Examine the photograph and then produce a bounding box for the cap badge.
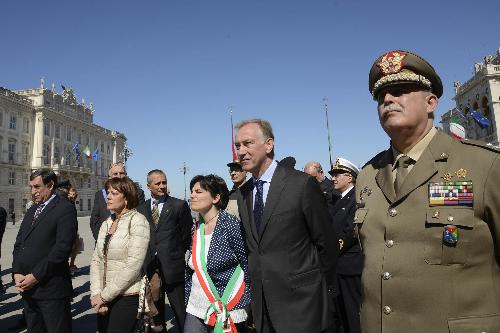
[377,51,406,75]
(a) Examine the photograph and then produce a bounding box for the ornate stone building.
[441,47,500,146]
[0,81,126,218]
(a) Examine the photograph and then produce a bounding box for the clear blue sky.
[1,0,499,199]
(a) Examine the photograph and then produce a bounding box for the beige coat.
[356,130,500,333]
[90,209,150,302]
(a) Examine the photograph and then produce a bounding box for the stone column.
[31,111,44,168]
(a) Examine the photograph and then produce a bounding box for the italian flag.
[83,145,92,160]
[450,123,465,140]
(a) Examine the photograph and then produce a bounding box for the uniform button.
[383,306,392,315]
[382,272,391,280]
[386,240,394,248]
[389,208,397,217]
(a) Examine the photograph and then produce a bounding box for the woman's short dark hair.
[190,174,229,210]
[105,177,138,209]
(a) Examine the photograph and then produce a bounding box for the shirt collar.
[392,127,437,168]
[39,193,56,206]
[341,185,354,198]
[253,160,278,184]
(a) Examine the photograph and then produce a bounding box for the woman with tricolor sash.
[185,174,251,333]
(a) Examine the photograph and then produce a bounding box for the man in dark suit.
[136,169,192,332]
[12,169,78,333]
[235,119,338,333]
[90,161,145,240]
[328,158,362,333]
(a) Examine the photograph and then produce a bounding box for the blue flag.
[72,143,80,161]
[92,148,100,161]
[470,110,491,129]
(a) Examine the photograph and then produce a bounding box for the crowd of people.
[3,49,500,333]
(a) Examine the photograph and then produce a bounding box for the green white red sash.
[191,220,246,333]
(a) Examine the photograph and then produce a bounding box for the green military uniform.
[356,50,500,332]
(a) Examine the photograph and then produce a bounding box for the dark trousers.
[259,293,337,333]
[336,275,361,333]
[153,280,186,332]
[23,297,72,333]
[97,295,139,333]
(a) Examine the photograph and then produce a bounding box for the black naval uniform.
[329,187,362,333]
[320,177,340,209]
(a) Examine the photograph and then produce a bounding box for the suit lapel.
[240,179,258,243]
[259,165,287,240]
[375,149,396,203]
[159,197,172,225]
[395,130,451,202]
[24,196,59,240]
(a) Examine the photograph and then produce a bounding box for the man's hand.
[13,274,25,292]
[15,273,38,292]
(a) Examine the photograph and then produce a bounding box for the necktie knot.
[397,155,413,168]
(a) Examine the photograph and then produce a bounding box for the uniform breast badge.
[441,173,453,181]
[443,225,458,244]
[455,168,467,178]
[428,181,473,207]
[357,186,372,208]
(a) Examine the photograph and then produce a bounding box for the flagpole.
[230,106,237,162]
[323,98,333,168]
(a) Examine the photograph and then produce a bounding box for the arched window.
[43,144,50,165]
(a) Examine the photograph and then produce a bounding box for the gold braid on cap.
[372,71,432,96]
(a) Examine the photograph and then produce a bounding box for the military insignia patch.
[377,51,406,75]
[441,173,453,181]
[443,225,459,244]
[429,181,473,206]
[455,168,467,178]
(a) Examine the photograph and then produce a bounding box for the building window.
[9,170,15,185]
[8,140,16,164]
[54,146,60,164]
[78,132,82,144]
[100,161,105,176]
[9,114,17,130]
[65,146,71,166]
[0,111,3,127]
[88,198,91,211]
[43,144,50,165]
[9,198,14,214]
[87,178,91,188]
[23,118,30,133]
[80,178,84,189]
[23,143,30,163]
[66,126,72,141]
[79,200,83,211]
[55,124,60,138]
[100,143,104,153]
[43,119,50,136]
[22,199,28,213]
[22,172,28,186]
[107,144,110,154]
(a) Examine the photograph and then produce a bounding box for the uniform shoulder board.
[460,138,500,153]
[362,150,388,169]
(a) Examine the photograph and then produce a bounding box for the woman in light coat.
[90,177,150,333]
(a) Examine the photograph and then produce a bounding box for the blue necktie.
[254,180,265,234]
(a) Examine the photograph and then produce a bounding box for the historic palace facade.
[0,81,126,218]
[441,47,500,146]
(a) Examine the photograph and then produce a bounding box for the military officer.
[356,50,500,332]
[328,158,362,333]
[226,159,248,218]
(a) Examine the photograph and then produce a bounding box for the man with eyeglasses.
[328,158,362,333]
[356,50,500,332]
